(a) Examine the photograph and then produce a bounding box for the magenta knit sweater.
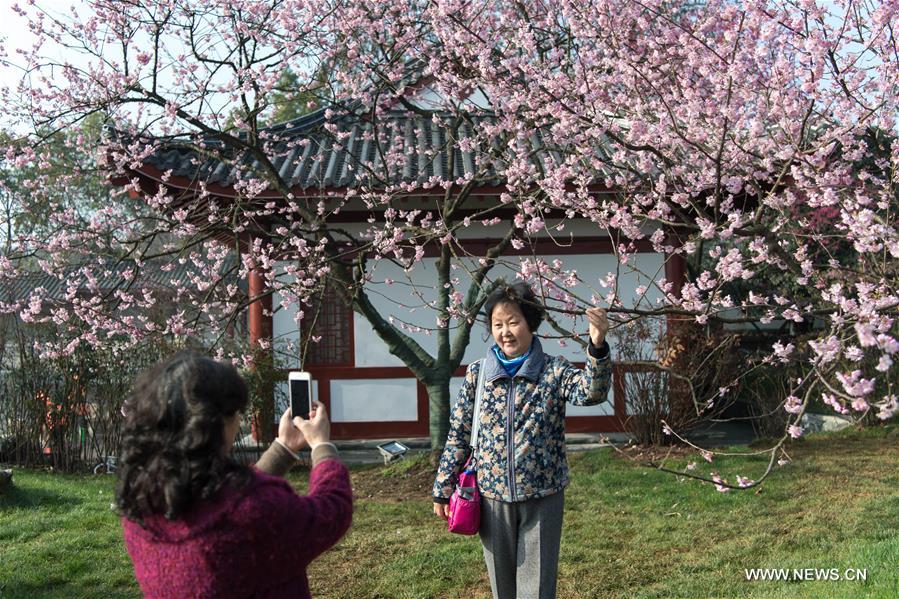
[122,459,352,598]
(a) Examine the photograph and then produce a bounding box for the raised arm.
[558,340,613,406]
[559,307,613,406]
[251,403,353,563]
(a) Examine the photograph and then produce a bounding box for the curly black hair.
[483,281,545,333]
[116,351,252,523]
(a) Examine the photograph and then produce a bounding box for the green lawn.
[1,426,897,598]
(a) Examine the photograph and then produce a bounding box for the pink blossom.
[711,473,729,493]
[783,395,802,415]
[875,396,898,420]
[844,346,865,362]
[835,371,876,398]
[854,323,878,347]
[851,398,870,412]
[877,335,899,355]
[772,341,795,362]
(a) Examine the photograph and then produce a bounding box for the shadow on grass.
[0,578,138,599]
[0,579,64,599]
[0,483,84,511]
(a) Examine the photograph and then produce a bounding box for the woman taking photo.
[433,282,612,599]
[117,352,352,598]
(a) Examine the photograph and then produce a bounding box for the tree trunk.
[253,391,275,443]
[248,348,276,444]
[426,380,451,451]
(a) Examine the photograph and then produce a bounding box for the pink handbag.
[448,359,487,535]
[448,459,480,535]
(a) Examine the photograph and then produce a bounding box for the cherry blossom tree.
[1,0,896,488]
[323,0,897,487]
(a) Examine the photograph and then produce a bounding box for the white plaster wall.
[352,249,664,418]
[272,293,300,346]
[354,251,666,368]
[329,378,419,422]
[266,231,668,424]
[271,262,301,368]
[353,256,463,367]
[567,398,615,417]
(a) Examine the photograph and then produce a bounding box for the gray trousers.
[479,491,565,599]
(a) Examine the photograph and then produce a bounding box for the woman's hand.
[276,407,308,453]
[587,306,609,347]
[433,502,450,521]
[296,400,331,447]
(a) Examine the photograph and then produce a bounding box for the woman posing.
[433,282,612,599]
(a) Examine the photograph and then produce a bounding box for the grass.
[1,426,897,598]
[0,471,138,598]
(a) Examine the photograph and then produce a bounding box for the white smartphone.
[288,371,312,419]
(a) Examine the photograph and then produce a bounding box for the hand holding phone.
[296,400,331,447]
[289,371,312,420]
[277,407,307,452]
[276,398,331,454]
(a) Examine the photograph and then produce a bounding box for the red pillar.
[664,251,687,298]
[248,266,273,351]
[248,264,275,443]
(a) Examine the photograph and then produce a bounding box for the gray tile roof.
[141,108,598,192]
[0,255,240,304]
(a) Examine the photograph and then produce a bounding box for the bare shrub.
[611,317,741,445]
[0,322,174,471]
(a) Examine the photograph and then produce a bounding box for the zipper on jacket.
[507,377,517,502]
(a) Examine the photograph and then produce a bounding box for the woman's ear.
[222,412,242,453]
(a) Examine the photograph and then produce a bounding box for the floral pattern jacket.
[432,337,612,504]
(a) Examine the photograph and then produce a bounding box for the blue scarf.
[491,342,533,376]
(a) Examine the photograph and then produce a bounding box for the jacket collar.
[484,337,545,382]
